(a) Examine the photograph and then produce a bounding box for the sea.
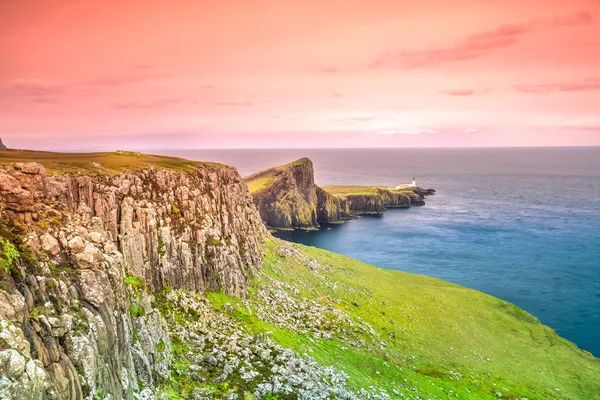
[160,147,600,356]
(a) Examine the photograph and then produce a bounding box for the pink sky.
[1,0,600,150]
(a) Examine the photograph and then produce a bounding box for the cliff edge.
[323,185,435,214]
[245,158,435,229]
[244,158,350,230]
[0,150,266,399]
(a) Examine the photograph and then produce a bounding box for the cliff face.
[315,186,350,224]
[245,158,435,229]
[0,161,266,399]
[0,138,6,149]
[245,158,349,230]
[323,186,436,215]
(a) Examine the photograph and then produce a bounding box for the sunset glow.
[2,0,600,149]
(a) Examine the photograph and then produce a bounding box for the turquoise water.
[163,147,600,355]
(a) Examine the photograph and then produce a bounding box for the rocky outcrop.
[0,160,267,399]
[0,138,6,149]
[345,187,434,214]
[0,162,265,295]
[315,186,350,224]
[245,158,350,230]
[245,158,435,228]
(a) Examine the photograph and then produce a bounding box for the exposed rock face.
[1,162,265,295]
[245,158,350,230]
[345,187,434,214]
[0,138,6,149]
[0,161,267,399]
[315,186,350,224]
[245,158,436,228]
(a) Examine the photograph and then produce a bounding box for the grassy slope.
[323,185,414,197]
[210,240,600,400]
[246,175,276,193]
[0,149,223,176]
[243,158,311,195]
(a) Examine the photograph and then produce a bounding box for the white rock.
[88,231,105,244]
[40,234,60,256]
[68,236,86,254]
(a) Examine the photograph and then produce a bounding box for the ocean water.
[161,147,600,355]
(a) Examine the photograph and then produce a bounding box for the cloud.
[439,89,491,96]
[113,97,182,109]
[8,66,171,102]
[211,101,253,106]
[82,71,170,88]
[377,128,437,135]
[515,77,600,93]
[321,67,342,73]
[339,116,377,123]
[130,63,155,71]
[371,12,593,69]
[7,78,63,103]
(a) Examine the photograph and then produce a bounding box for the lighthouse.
[411,177,416,187]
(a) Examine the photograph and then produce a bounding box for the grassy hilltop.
[245,158,311,194]
[0,149,223,175]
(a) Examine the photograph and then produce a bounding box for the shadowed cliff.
[245,158,435,229]
[244,158,350,230]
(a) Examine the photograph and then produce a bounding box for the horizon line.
[3,145,600,153]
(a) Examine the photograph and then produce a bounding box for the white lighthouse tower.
[411,177,417,187]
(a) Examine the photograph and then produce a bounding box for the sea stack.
[0,138,6,149]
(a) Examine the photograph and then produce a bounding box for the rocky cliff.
[0,138,7,149]
[0,156,266,399]
[244,158,349,230]
[245,158,435,229]
[323,186,436,214]
[315,186,350,224]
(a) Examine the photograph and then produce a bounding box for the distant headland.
[0,138,7,149]
[244,157,435,230]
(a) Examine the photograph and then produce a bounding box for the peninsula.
[0,150,598,399]
[244,157,435,230]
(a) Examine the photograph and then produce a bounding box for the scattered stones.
[161,289,390,400]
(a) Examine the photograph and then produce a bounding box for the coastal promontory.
[245,157,435,229]
[244,158,351,230]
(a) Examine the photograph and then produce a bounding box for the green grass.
[0,149,225,176]
[0,237,20,275]
[246,175,276,193]
[129,303,145,317]
[224,239,600,399]
[243,157,312,195]
[322,185,382,195]
[124,274,147,290]
[323,185,416,196]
